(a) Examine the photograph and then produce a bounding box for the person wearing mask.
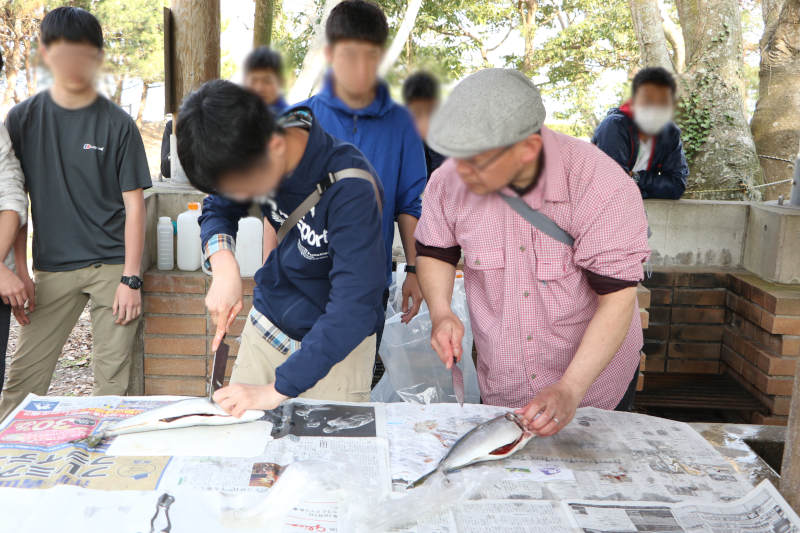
[592,66,688,199]
[415,69,650,436]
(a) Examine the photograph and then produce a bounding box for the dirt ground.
[5,306,95,396]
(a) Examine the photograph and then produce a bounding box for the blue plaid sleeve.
[202,233,236,270]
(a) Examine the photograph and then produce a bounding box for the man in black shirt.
[403,71,446,182]
[0,7,152,420]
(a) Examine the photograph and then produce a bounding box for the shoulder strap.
[499,193,575,247]
[276,168,382,244]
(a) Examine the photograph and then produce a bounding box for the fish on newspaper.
[409,412,534,488]
[83,397,264,448]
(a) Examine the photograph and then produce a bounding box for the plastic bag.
[371,265,480,404]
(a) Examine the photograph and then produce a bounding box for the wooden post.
[253,0,274,47]
[781,360,800,511]
[171,0,220,109]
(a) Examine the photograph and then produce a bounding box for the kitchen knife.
[451,359,464,407]
[208,336,230,401]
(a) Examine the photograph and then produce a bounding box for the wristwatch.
[405,265,416,274]
[120,275,143,290]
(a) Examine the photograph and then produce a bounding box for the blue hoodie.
[199,109,386,397]
[297,75,427,285]
[591,101,688,200]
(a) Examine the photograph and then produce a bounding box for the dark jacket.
[199,109,385,397]
[591,101,688,199]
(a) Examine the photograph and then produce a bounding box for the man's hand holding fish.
[213,383,288,418]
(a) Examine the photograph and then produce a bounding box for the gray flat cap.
[428,68,546,159]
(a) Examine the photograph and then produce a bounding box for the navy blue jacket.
[199,109,385,397]
[591,101,688,199]
[297,74,427,286]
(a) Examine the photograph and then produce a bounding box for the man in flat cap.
[415,69,651,436]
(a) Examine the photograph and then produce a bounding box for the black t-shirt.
[5,91,152,272]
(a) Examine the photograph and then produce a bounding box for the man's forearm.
[397,214,419,266]
[12,223,28,277]
[561,286,637,396]
[0,211,20,263]
[417,255,456,318]
[209,249,240,277]
[122,190,146,276]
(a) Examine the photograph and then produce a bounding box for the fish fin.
[407,468,438,489]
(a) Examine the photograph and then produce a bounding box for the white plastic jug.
[156,216,174,270]
[235,217,264,277]
[177,202,202,271]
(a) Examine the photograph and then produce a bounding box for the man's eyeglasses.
[457,144,514,173]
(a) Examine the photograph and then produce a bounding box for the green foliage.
[675,76,712,163]
[61,0,164,83]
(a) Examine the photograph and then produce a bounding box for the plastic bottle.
[177,202,202,271]
[156,217,174,270]
[235,217,264,277]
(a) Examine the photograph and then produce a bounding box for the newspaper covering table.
[0,394,797,532]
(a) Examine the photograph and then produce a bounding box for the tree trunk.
[675,0,762,199]
[750,0,800,200]
[629,0,674,71]
[658,0,685,73]
[1,18,24,108]
[171,0,220,108]
[136,83,149,127]
[379,0,423,77]
[288,0,344,103]
[112,76,125,106]
[253,0,274,47]
[23,40,36,98]
[519,0,538,76]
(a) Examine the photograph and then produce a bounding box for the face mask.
[633,106,672,135]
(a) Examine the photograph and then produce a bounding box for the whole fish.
[409,412,534,488]
[83,397,264,448]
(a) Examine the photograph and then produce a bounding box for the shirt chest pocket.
[533,237,584,324]
[463,248,505,317]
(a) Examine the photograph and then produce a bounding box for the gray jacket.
[0,124,28,272]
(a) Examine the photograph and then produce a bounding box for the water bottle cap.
[188,202,201,210]
[159,216,171,224]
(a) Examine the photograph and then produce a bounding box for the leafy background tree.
[1,0,796,199]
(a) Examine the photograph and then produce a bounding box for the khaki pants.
[231,313,375,402]
[0,264,140,420]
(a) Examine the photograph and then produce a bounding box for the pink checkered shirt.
[415,126,651,409]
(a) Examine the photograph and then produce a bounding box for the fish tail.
[407,468,438,489]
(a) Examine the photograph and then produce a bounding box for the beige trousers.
[231,313,375,402]
[0,264,140,421]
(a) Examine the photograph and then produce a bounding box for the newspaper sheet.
[386,404,752,503]
[566,479,800,533]
[159,435,392,497]
[0,484,345,532]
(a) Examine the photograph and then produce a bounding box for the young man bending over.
[177,80,384,414]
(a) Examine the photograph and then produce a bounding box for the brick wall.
[642,268,800,425]
[142,271,254,396]
[722,273,800,425]
[140,268,798,426]
[642,270,728,375]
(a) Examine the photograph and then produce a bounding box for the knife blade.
[451,360,464,407]
[208,337,230,401]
